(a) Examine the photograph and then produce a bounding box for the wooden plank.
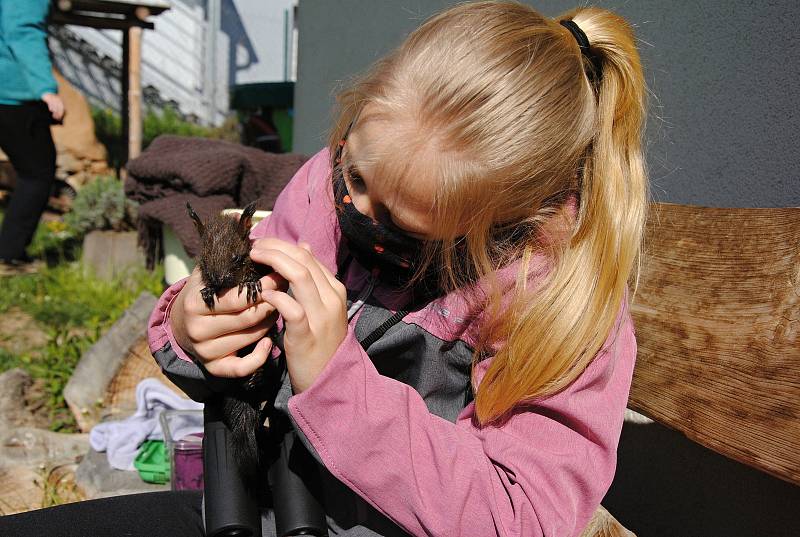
[628,203,800,485]
[49,11,154,31]
[127,25,143,160]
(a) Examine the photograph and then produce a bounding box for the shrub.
[92,106,241,169]
[64,176,137,238]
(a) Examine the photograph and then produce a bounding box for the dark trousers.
[0,101,56,260]
[0,491,205,537]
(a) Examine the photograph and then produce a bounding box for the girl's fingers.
[250,248,327,313]
[298,242,347,302]
[203,337,273,378]
[187,307,278,343]
[261,289,311,336]
[251,240,341,307]
[184,271,283,315]
[209,272,283,313]
[192,320,273,361]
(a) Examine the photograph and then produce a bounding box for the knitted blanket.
[125,135,308,267]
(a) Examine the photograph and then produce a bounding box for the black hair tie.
[559,19,603,88]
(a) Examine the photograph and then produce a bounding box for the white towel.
[90,377,203,471]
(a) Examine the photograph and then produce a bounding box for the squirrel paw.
[238,280,261,304]
[200,287,216,310]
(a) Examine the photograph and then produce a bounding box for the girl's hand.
[250,238,348,394]
[170,267,286,378]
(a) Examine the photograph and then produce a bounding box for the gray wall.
[294,0,800,208]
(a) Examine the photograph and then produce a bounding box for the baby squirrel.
[187,201,279,485]
[187,201,263,310]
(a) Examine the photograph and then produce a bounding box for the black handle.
[268,423,328,537]
[203,400,263,537]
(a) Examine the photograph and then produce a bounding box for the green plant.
[63,176,137,239]
[0,261,165,432]
[92,106,241,169]
[28,219,79,262]
[0,347,20,371]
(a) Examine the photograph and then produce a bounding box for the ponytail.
[474,6,649,424]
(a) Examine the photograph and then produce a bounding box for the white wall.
[227,0,296,84]
[50,0,297,126]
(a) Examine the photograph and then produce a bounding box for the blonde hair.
[328,1,649,424]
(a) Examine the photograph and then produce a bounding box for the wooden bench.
[582,203,800,536]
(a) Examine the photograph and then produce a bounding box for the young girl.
[0,2,646,536]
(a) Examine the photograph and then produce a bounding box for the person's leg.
[0,490,204,537]
[0,102,56,261]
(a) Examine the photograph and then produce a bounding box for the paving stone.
[0,427,89,468]
[0,369,38,429]
[75,446,168,500]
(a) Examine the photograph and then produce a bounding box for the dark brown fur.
[187,201,274,485]
[187,201,263,309]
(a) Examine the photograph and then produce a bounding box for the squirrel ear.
[186,202,204,235]
[238,201,257,234]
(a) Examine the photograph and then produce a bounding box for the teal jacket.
[0,0,57,105]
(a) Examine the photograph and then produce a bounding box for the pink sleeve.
[147,148,328,362]
[147,276,191,359]
[288,302,637,537]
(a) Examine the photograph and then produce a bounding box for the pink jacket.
[148,147,637,537]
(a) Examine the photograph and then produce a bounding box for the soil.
[0,309,57,429]
[0,308,47,354]
[0,308,49,357]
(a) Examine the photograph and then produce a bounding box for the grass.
[0,261,165,432]
[0,207,165,432]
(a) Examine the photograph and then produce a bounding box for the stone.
[75,447,168,500]
[63,292,158,432]
[55,151,83,175]
[0,369,38,429]
[0,427,89,467]
[0,463,84,515]
[81,230,146,281]
[0,154,14,191]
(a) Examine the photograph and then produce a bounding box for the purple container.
[159,409,204,491]
[172,433,204,491]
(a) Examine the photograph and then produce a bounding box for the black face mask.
[333,168,427,287]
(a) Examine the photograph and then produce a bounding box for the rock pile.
[0,369,89,515]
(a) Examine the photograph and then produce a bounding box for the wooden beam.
[628,203,800,486]
[57,0,169,18]
[127,25,143,160]
[134,7,150,21]
[121,28,129,164]
[49,11,154,31]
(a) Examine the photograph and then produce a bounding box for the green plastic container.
[134,440,170,485]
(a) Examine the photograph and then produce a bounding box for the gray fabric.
[154,289,474,536]
[357,302,474,422]
[153,343,238,402]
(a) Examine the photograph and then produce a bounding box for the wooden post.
[121,28,129,165]
[127,25,143,160]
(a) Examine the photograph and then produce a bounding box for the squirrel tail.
[221,395,263,482]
